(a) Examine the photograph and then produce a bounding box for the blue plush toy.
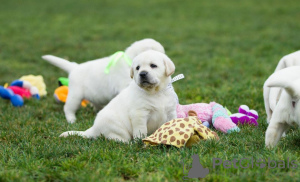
[0,79,41,107]
[0,86,24,107]
[10,80,40,99]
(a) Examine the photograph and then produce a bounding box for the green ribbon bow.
[104,51,132,74]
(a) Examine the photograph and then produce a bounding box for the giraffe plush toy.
[143,110,219,148]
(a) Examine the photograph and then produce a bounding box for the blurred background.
[1,0,299,107]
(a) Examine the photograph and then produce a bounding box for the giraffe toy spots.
[143,110,219,148]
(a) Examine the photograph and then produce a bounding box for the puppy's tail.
[42,55,78,74]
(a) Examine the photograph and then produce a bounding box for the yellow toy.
[19,75,47,96]
[143,110,219,148]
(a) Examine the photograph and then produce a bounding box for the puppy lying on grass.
[264,66,300,147]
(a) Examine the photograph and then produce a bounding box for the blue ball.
[0,86,14,99]
[11,94,24,107]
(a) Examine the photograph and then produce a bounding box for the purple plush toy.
[230,105,258,126]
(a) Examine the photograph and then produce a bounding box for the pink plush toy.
[177,102,240,133]
[230,105,258,126]
[8,86,31,98]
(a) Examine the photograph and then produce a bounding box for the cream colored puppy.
[264,66,300,147]
[264,50,300,123]
[59,50,177,142]
[42,39,165,124]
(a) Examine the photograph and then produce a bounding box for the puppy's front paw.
[265,142,276,149]
[66,115,76,124]
[265,128,278,148]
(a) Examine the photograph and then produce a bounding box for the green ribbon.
[104,51,132,74]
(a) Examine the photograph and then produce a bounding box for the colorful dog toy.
[0,86,24,107]
[0,78,41,107]
[19,75,47,96]
[58,77,69,86]
[54,85,89,107]
[10,80,40,99]
[230,105,258,126]
[143,110,219,148]
[176,102,240,133]
[7,86,32,98]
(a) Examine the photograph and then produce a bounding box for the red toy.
[8,86,31,98]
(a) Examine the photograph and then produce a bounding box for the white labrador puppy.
[264,66,300,147]
[59,50,177,142]
[264,50,300,123]
[42,39,165,123]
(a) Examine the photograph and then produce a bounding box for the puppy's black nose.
[139,71,148,78]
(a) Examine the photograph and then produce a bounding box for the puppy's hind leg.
[106,132,131,143]
[60,127,131,142]
[59,127,99,138]
[64,88,83,124]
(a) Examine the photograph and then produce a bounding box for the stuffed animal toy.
[143,110,219,148]
[230,105,258,126]
[0,79,41,107]
[10,80,40,99]
[7,86,32,98]
[54,77,89,107]
[19,75,47,97]
[176,102,240,133]
[0,86,24,107]
[54,86,89,107]
[58,77,69,86]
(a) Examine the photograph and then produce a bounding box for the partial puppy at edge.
[264,66,300,147]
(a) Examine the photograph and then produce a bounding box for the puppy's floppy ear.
[268,78,300,100]
[285,78,300,99]
[266,66,300,99]
[130,66,134,78]
[163,55,175,76]
[266,66,300,88]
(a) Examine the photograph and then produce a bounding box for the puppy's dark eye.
[136,66,140,70]
[150,64,157,68]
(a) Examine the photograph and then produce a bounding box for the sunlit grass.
[0,0,300,181]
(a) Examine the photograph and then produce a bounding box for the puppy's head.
[130,50,175,92]
[125,38,165,60]
[266,66,300,122]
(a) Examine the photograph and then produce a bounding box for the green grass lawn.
[1,0,300,181]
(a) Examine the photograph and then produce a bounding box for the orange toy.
[54,86,89,107]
